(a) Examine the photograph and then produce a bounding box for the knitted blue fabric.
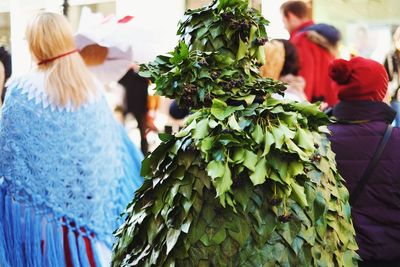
[0,72,144,266]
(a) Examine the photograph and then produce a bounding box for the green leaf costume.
[112,0,359,266]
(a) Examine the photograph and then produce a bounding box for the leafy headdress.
[113,0,359,266]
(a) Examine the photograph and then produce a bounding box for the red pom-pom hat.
[329,57,388,101]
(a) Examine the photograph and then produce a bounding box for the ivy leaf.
[296,128,314,151]
[208,119,219,128]
[272,126,284,149]
[193,119,209,139]
[166,228,181,254]
[212,228,227,245]
[210,25,222,38]
[228,115,241,131]
[206,160,225,179]
[288,161,304,177]
[249,25,257,43]
[256,46,265,65]
[201,136,215,154]
[139,69,152,78]
[262,130,275,156]
[232,147,245,163]
[233,95,256,105]
[243,150,257,172]
[211,99,242,120]
[228,217,251,246]
[286,139,309,162]
[251,124,263,144]
[141,157,152,177]
[176,120,197,138]
[313,192,327,222]
[291,182,308,208]
[249,158,267,186]
[236,38,247,60]
[214,164,233,197]
[159,133,174,142]
[280,124,296,140]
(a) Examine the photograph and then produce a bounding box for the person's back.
[328,57,400,266]
[281,1,340,106]
[0,46,12,104]
[0,12,143,266]
[119,68,149,154]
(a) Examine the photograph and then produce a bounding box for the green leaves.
[243,150,257,171]
[193,119,209,139]
[211,99,242,120]
[113,1,358,266]
[251,124,263,144]
[216,164,233,198]
[206,161,233,199]
[291,182,308,208]
[236,38,247,60]
[249,158,267,185]
[262,130,275,156]
[166,228,181,254]
[296,128,315,151]
[206,160,225,178]
[228,115,241,131]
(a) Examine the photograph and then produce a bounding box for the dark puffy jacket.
[328,101,400,261]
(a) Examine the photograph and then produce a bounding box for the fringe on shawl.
[0,187,105,267]
[0,127,143,267]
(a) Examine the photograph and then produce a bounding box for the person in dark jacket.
[281,1,341,106]
[328,57,400,267]
[0,46,12,103]
[118,68,149,154]
[384,26,400,126]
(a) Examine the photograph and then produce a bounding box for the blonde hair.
[26,12,96,108]
[260,40,285,80]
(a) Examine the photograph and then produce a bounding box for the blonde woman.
[0,12,143,266]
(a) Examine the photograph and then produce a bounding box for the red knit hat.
[329,57,388,101]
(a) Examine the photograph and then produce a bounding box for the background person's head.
[260,39,300,79]
[280,1,309,33]
[329,57,388,102]
[25,12,95,108]
[279,39,300,76]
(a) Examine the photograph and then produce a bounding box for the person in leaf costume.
[112,0,359,266]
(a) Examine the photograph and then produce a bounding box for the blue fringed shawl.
[0,72,144,266]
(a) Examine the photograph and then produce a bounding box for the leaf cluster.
[112,99,359,266]
[113,0,359,266]
[139,0,279,108]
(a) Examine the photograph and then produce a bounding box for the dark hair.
[280,1,308,19]
[0,47,12,80]
[278,39,300,76]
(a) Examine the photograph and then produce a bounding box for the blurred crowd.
[0,0,399,266]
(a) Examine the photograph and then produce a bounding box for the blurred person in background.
[76,8,157,153]
[0,46,12,105]
[0,12,143,266]
[118,67,150,154]
[261,39,307,102]
[384,26,400,126]
[328,57,400,267]
[281,0,341,107]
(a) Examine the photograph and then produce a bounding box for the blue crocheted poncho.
[0,72,144,266]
